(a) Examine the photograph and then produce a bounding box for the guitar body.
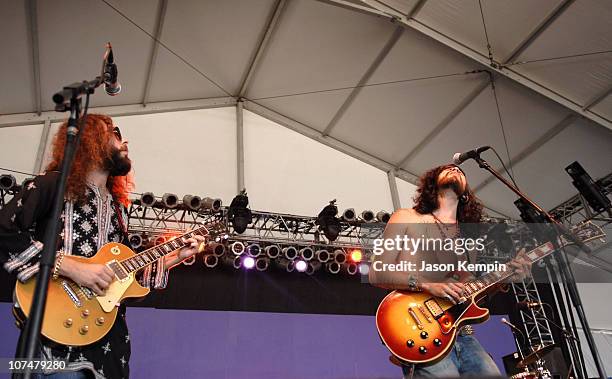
[376,290,489,366]
[15,243,149,346]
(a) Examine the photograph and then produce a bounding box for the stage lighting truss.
[124,193,396,277]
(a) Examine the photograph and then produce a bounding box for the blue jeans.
[402,335,501,378]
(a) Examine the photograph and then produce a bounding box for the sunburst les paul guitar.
[376,222,604,366]
[14,223,225,346]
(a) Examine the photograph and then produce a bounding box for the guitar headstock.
[568,221,606,246]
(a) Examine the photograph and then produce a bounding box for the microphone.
[501,317,524,337]
[516,301,542,310]
[103,42,121,96]
[452,146,491,165]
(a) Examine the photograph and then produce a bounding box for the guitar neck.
[118,226,210,274]
[461,241,557,298]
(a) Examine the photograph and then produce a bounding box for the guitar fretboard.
[119,227,211,273]
[461,241,556,298]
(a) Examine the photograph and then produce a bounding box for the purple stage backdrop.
[0,303,515,378]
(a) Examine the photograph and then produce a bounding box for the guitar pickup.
[424,299,444,319]
[407,307,424,330]
[417,304,433,322]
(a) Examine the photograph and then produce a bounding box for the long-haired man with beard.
[370,164,531,378]
[0,114,204,378]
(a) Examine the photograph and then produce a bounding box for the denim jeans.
[402,334,501,378]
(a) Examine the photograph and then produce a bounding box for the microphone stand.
[471,154,607,379]
[14,78,101,379]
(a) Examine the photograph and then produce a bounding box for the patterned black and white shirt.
[0,172,169,378]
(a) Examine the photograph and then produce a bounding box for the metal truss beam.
[502,0,575,64]
[126,202,384,249]
[237,0,287,98]
[322,25,403,136]
[26,0,41,115]
[322,0,612,131]
[33,118,51,173]
[236,101,245,192]
[0,97,237,128]
[387,170,401,210]
[141,0,168,106]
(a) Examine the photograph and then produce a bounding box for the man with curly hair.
[370,164,531,378]
[0,114,204,378]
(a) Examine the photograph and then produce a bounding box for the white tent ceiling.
[1,0,611,218]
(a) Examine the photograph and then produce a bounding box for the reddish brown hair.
[45,114,133,207]
[413,164,484,224]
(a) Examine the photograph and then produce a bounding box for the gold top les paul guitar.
[375,222,604,366]
[15,223,224,346]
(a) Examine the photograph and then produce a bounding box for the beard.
[437,174,466,196]
[105,147,132,177]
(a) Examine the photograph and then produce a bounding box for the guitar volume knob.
[420,331,428,339]
[96,317,105,326]
[419,346,427,354]
[433,338,442,346]
[406,339,415,348]
[81,309,90,318]
[64,318,73,328]
[79,325,89,335]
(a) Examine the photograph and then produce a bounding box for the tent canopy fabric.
[1,0,611,217]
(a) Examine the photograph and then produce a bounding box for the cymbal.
[518,344,557,368]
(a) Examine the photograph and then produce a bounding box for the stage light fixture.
[376,211,391,223]
[140,192,156,207]
[247,243,261,257]
[202,197,222,212]
[344,262,358,275]
[182,195,202,211]
[154,235,167,245]
[255,257,270,271]
[565,161,611,214]
[326,262,341,274]
[222,254,242,269]
[206,242,226,256]
[231,241,246,255]
[333,249,346,264]
[128,234,143,249]
[242,256,256,270]
[299,246,314,261]
[228,190,252,234]
[265,245,281,259]
[203,254,219,268]
[360,210,375,222]
[162,193,179,209]
[276,258,295,272]
[21,178,35,190]
[306,261,321,276]
[315,249,330,262]
[282,246,298,260]
[358,263,370,275]
[342,208,356,222]
[349,249,363,263]
[182,255,196,265]
[295,260,308,272]
[316,200,341,242]
[0,174,16,191]
[514,198,554,243]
